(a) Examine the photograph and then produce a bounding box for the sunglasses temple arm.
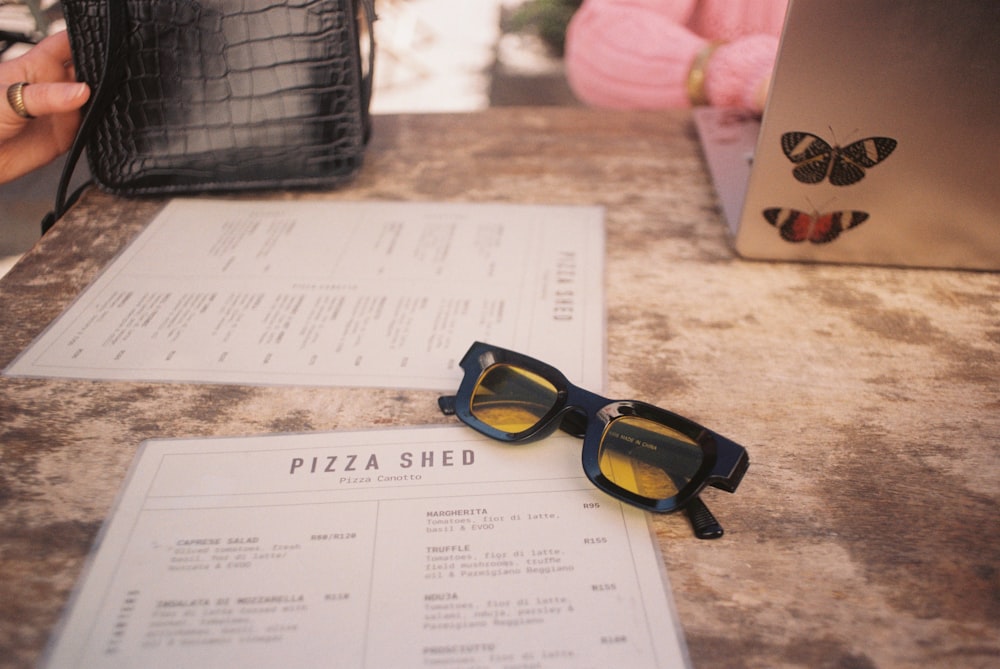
[685,497,724,540]
[437,395,458,416]
[707,433,750,492]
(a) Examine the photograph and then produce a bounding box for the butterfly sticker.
[781,132,897,186]
[763,208,869,244]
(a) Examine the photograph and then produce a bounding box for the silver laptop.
[696,0,1000,271]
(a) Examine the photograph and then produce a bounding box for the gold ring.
[6,81,34,119]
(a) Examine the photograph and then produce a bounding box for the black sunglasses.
[438,342,750,539]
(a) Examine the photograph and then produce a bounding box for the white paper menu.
[6,199,604,390]
[41,426,691,669]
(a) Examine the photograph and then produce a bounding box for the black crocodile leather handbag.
[45,0,375,232]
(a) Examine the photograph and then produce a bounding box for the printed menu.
[41,426,691,668]
[6,199,604,390]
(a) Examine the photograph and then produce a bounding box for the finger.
[31,31,74,65]
[16,32,76,85]
[5,82,90,120]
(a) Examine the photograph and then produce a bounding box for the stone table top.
[1,108,997,669]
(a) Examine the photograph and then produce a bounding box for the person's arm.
[564,0,777,112]
[565,0,701,109]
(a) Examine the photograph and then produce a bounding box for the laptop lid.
[701,0,1000,271]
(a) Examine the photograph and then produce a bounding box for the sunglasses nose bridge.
[556,406,589,438]
[554,385,614,439]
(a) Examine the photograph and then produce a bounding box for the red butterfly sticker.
[762,208,869,244]
[781,132,897,186]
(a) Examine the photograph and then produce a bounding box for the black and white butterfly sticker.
[781,131,897,186]
[762,207,869,244]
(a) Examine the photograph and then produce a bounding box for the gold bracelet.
[687,41,725,107]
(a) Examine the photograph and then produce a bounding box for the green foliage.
[504,0,584,57]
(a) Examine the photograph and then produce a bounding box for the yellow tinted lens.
[598,416,704,499]
[470,364,558,434]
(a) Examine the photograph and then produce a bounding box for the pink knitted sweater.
[565,0,788,111]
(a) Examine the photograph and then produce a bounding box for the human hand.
[752,74,771,114]
[0,31,90,184]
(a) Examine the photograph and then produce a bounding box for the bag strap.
[42,0,378,234]
[41,1,128,234]
[359,0,377,142]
